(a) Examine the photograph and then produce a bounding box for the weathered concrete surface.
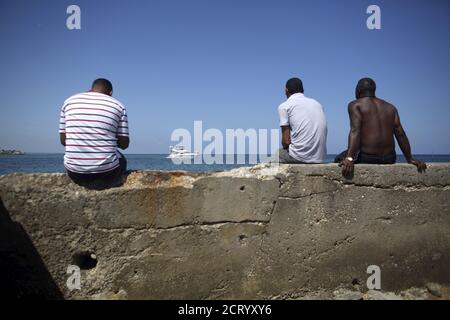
[0,163,449,299]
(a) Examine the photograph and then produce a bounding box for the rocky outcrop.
[0,163,449,299]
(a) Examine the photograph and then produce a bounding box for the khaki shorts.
[278,148,304,164]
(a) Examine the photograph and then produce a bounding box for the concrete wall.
[0,163,449,299]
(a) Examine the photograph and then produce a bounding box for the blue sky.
[1,0,449,154]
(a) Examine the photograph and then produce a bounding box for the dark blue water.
[0,154,449,175]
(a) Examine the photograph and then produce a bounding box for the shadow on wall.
[0,198,64,300]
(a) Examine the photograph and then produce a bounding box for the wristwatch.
[345,157,354,162]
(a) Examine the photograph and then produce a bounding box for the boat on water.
[166,146,200,159]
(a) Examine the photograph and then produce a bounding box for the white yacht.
[166,146,200,159]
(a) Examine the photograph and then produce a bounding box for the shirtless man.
[339,78,427,177]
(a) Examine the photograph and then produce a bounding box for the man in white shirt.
[278,78,327,164]
[59,78,130,183]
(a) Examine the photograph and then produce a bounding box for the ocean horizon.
[1,153,450,175]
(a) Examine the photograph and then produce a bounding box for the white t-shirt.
[278,93,327,163]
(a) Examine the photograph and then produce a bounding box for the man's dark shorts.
[334,150,396,164]
[67,152,127,184]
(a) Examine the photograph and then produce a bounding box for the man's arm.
[117,136,130,150]
[340,102,362,177]
[59,133,66,146]
[346,102,362,159]
[59,104,66,147]
[393,108,426,172]
[281,126,291,150]
[117,106,130,150]
[278,103,291,149]
[393,108,412,162]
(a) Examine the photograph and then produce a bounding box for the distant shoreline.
[0,149,25,156]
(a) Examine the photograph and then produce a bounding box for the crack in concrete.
[158,220,269,230]
[96,220,269,233]
[302,235,357,262]
[278,190,337,200]
[302,174,450,190]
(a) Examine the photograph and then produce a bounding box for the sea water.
[0,153,449,175]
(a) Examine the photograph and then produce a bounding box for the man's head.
[285,77,304,98]
[355,78,376,99]
[91,78,113,96]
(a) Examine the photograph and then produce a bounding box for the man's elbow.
[117,137,130,150]
[118,143,129,150]
[59,134,66,147]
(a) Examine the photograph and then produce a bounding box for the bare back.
[342,78,426,175]
[351,97,397,155]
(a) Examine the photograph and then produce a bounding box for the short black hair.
[92,78,113,94]
[286,78,304,94]
[356,78,376,96]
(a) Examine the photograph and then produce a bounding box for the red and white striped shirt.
[59,92,129,174]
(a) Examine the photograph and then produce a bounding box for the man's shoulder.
[347,99,359,108]
[64,92,85,104]
[64,92,126,110]
[88,92,125,108]
[280,95,323,111]
[278,99,290,111]
[295,95,323,111]
[378,98,395,109]
[102,94,125,108]
[303,96,322,107]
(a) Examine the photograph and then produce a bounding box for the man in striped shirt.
[59,78,130,183]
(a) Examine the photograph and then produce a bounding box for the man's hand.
[409,159,427,173]
[339,158,354,178]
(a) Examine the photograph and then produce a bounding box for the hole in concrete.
[72,251,97,270]
[239,186,245,191]
[238,234,247,241]
[352,278,360,286]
